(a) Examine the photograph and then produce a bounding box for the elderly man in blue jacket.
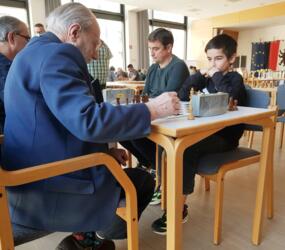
[3,3,180,250]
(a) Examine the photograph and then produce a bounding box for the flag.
[268,40,280,70]
[277,40,285,71]
[251,42,259,71]
[251,42,270,71]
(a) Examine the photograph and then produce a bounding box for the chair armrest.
[0,152,134,193]
[0,147,138,250]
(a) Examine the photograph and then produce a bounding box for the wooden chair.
[246,88,271,148]
[160,88,275,245]
[0,135,139,250]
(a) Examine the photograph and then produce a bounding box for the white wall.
[237,24,285,72]
[28,0,45,35]
[124,6,140,69]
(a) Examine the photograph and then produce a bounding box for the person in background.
[3,3,181,250]
[127,64,139,81]
[151,33,247,235]
[138,69,146,81]
[107,66,116,82]
[0,16,30,133]
[189,65,197,75]
[116,67,128,80]
[87,39,112,89]
[34,23,46,36]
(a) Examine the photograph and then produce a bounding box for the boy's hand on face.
[207,67,219,77]
[199,68,209,76]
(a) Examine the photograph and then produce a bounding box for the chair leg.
[204,177,210,191]
[213,174,225,245]
[0,187,15,250]
[248,131,254,148]
[267,141,274,219]
[279,123,284,149]
[161,151,167,211]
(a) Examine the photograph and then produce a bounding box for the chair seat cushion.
[13,223,51,246]
[277,116,285,123]
[197,147,260,175]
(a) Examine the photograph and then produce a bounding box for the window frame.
[0,0,30,33]
[149,10,188,59]
[73,1,126,69]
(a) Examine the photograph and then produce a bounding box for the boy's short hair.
[34,23,44,28]
[148,28,174,48]
[127,64,133,68]
[205,34,237,59]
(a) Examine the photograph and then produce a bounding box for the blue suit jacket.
[3,32,151,232]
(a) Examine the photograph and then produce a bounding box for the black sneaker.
[149,187,161,205]
[151,204,189,235]
[56,233,115,250]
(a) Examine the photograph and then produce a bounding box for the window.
[75,0,121,13]
[0,0,28,25]
[97,19,124,69]
[149,10,187,60]
[74,0,125,69]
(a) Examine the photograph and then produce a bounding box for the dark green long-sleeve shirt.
[143,55,189,97]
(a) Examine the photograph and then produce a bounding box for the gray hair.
[0,16,23,42]
[46,3,95,36]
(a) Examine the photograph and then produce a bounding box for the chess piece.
[142,94,149,103]
[188,99,195,120]
[233,99,238,110]
[135,94,140,103]
[228,97,234,111]
[116,97,120,105]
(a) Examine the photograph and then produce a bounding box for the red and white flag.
[277,40,285,71]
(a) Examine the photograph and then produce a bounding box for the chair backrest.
[277,84,285,114]
[244,87,271,131]
[245,87,270,109]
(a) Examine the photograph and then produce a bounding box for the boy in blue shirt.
[152,34,246,234]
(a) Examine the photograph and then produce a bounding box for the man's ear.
[67,23,81,42]
[166,43,173,53]
[229,53,237,64]
[6,31,16,46]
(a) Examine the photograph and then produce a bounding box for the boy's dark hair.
[127,64,133,68]
[205,34,237,59]
[148,28,174,48]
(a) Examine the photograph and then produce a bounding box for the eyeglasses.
[15,33,31,42]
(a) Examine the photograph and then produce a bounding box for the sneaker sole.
[152,215,189,235]
[149,199,161,205]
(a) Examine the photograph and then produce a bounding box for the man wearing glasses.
[0,15,30,132]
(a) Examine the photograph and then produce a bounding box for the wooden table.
[106,81,145,94]
[148,106,275,250]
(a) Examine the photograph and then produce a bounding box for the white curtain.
[45,0,61,17]
[137,10,149,70]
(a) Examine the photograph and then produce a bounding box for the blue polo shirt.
[0,53,11,132]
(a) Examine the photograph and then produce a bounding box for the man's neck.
[159,55,173,69]
[0,45,13,61]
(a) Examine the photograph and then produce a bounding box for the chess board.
[103,88,135,105]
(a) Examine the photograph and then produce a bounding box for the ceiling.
[108,0,285,26]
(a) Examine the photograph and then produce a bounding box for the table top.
[106,81,145,86]
[151,106,275,137]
